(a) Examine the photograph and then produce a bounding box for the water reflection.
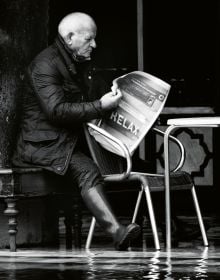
[162,247,210,280]
[0,247,219,280]
[164,250,173,280]
[194,247,208,279]
[86,251,96,280]
[143,250,160,279]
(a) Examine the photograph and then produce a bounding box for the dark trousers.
[66,149,104,197]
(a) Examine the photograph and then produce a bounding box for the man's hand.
[100,89,122,111]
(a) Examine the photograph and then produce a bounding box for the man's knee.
[79,169,103,197]
[67,165,103,195]
[67,151,104,195]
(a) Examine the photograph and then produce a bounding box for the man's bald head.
[58,12,97,61]
[58,12,96,39]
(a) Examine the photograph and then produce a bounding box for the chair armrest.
[167,117,220,127]
[153,127,185,172]
[84,123,132,181]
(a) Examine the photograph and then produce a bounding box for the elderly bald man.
[12,12,140,250]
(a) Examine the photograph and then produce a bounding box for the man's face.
[68,26,97,61]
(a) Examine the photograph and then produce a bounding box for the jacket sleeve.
[28,59,106,125]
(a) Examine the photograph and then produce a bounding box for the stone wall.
[0,0,61,248]
[0,0,49,167]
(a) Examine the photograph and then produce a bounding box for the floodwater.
[0,215,219,279]
[0,246,219,280]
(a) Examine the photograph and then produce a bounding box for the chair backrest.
[84,126,125,176]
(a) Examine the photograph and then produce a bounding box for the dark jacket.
[12,37,109,175]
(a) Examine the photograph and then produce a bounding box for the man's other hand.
[100,89,122,110]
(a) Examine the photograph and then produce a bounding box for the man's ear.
[66,32,74,45]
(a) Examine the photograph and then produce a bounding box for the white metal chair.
[84,121,209,249]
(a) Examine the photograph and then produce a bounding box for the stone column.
[0,0,49,166]
[0,0,60,249]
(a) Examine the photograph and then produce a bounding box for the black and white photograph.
[0,0,220,279]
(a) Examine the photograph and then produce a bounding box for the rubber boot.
[81,184,141,250]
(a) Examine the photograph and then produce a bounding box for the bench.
[0,167,82,251]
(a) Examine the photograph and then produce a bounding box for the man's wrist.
[98,99,103,110]
[93,99,105,117]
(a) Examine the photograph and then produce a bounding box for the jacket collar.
[54,35,77,76]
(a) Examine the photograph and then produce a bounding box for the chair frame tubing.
[164,124,211,249]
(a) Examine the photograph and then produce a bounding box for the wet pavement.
[0,214,219,279]
[0,245,219,279]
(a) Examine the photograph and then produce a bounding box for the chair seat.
[148,171,193,192]
[105,171,193,193]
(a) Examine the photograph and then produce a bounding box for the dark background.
[49,0,220,110]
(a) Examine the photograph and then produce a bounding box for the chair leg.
[4,198,18,252]
[144,186,160,250]
[85,217,96,249]
[132,189,144,223]
[191,186,209,246]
